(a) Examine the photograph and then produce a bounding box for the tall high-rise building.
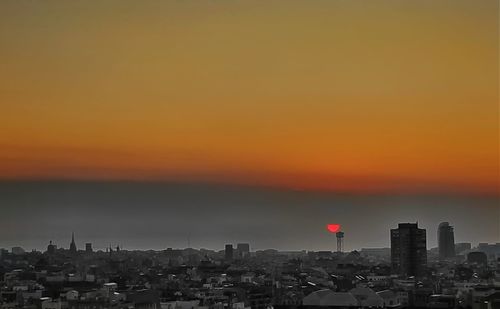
[391,223,427,277]
[438,222,455,260]
[225,244,233,260]
[85,243,93,253]
[69,232,77,254]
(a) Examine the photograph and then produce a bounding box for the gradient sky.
[0,1,498,250]
[0,0,498,195]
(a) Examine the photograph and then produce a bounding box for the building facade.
[225,244,233,261]
[391,223,427,277]
[438,222,455,260]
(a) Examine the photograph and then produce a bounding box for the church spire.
[69,232,77,254]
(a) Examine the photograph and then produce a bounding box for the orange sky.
[0,0,498,195]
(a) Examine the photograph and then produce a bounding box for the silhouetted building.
[47,241,56,254]
[11,246,25,255]
[455,242,472,255]
[237,243,250,258]
[467,251,487,265]
[360,247,391,258]
[85,243,93,253]
[438,222,455,260]
[391,223,427,277]
[477,243,500,258]
[69,232,77,254]
[225,244,233,260]
[336,231,345,252]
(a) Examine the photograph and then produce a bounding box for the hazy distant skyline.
[0,181,498,252]
[1,0,498,196]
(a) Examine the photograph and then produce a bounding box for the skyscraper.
[69,232,77,254]
[391,223,427,277]
[85,243,93,253]
[438,222,455,260]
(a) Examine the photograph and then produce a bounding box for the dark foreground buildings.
[391,223,427,277]
[2,228,500,309]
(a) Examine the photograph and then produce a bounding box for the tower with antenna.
[327,224,345,253]
[336,231,344,253]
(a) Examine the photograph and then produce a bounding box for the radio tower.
[336,231,344,252]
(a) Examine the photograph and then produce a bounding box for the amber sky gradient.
[0,0,499,195]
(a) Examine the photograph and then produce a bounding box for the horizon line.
[0,177,498,199]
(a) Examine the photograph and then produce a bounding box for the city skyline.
[5,230,492,254]
[1,181,497,252]
[0,1,499,307]
[4,221,496,258]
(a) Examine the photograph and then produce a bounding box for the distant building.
[477,243,500,259]
[85,243,93,253]
[47,241,56,254]
[225,244,233,260]
[455,242,472,255]
[467,251,487,265]
[391,223,427,277]
[11,246,25,255]
[69,233,77,254]
[438,222,455,260]
[237,243,250,258]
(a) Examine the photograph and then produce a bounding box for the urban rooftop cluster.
[1,222,499,309]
